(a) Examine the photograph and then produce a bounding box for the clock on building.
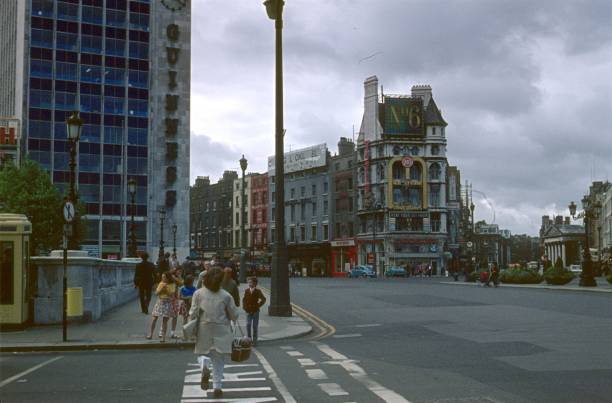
[161,0,187,11]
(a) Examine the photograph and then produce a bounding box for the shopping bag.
[230,321,252,362]
[182,309,201,341]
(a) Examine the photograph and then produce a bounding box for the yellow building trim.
[386,156,428,211]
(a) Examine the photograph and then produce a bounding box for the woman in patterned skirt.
[146,272,177,342]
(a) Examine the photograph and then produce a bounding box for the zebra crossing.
[179,360,282,403]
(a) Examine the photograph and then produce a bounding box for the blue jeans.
[246,311,260,341]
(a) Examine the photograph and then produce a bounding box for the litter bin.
[67,287,83,317]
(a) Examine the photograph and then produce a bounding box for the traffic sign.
[401,156,414,168]
[63,202,75,222]
[467,241,473,248]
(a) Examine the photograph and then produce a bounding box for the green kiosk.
[0,214,31,328]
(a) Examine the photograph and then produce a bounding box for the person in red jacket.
[242,277,266,345]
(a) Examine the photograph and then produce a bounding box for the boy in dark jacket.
[242,277,266,345]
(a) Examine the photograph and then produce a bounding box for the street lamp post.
[172,223,177,258]
[127,178,137,257]
[371,202,382,277]
[158,208,166,265]
[569,197,600,287]
[66,111,83,250]
[264,0,291,316]
[239,155,248,283]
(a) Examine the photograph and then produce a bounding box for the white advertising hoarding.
[268,143,327,175]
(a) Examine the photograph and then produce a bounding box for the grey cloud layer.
[190,0,612,235]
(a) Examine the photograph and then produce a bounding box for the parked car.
[348,265,376,278]
[569,264,582,273]
[385,266,407,277]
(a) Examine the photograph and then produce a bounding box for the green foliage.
[465,271,479,282]
[607,273,612,285]
[0,159,63,255]
[500,268,543,284]
[544,265,575,285]
[554,257,564,269]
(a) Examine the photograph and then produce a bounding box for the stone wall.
[30,251,138,324]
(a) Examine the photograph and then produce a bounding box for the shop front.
[388,238,445,275]
[330,239,357,277]
[288,242,331,277]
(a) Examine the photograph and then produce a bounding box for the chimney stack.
[411,85,432,106]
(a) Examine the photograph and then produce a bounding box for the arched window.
[410,163,421,181]
[429,163,441,180]
[392,161,405,180]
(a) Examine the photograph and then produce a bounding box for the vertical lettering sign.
[383,97,424,136]
[165,23,180,204]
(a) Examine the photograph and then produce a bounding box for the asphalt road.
[2,277,611,403]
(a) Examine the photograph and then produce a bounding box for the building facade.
[329,137,357,277]
[268,144,332,276]
[249,172,269,263]
[0,119,21,169]
[190,171,236,261]
[356,76,459,275]
[540,215,583,267]
[5,0,190,259]
[232,174,252,254]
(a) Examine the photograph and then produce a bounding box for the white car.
[569,264,582,273]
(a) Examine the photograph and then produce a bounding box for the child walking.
[242,277,266,346]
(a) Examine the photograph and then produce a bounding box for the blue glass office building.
[25,0,151,257]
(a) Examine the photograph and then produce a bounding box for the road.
[2,277,612,402]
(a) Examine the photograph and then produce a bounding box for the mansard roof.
[424,97,447,127]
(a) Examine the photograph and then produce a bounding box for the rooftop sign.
[268,143,327,175]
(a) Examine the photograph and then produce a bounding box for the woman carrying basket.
[189,266,240,399]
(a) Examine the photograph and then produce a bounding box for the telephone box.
[0,214,32,327]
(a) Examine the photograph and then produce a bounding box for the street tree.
[0,159,64,255]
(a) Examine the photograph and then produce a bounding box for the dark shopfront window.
[0,242,14,305]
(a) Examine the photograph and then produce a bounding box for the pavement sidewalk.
[0,288,312,352]
[440,275,612,293]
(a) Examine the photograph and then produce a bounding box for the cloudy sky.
[189,0,612,236]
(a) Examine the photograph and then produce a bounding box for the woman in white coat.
[189,267,239,398]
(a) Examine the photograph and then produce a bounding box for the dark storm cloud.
[190,0,612,234]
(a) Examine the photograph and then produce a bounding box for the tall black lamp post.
[569,197,600,287]
[172,223,177,258]
[158,207,166,265]
[371,202,382,277]
[239,155,248,283]
[66,111,83,250]
[264,0,291,316]
[128,178,137,257]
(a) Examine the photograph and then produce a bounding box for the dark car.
[348,265,376,278]
[385,266,407,277]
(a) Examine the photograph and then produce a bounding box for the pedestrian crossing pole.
[62,200,74,342]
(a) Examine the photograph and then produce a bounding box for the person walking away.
[146,272,177,342]
[134,252,155,314]
[190,267,240,399]
[222,266,240,307]
[242,276,266,346]
[486,262,499,287]
[178,275,196,325]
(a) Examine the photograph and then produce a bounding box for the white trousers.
[199,350,226,389]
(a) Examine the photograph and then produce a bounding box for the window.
[311,224,317,241]
[290,188,295,199]
[312,201,317,216]
[301,203,306,220]
[31,29,53,48]
[323,200,328,215]
[128,70,148,88]
[55,62,77,81]
[106,9,126,27]
[104,96,124,114]
[129,12,149,31]
[56,32,78,51]
[30,59,52,78]
[82,6,103,24]
[128,99,148,117]
[431,145,440,155]
[348,197,353,212]
[348,178,353,190]
[271,207,275,221]
[429,184,440,207]
[300,225,305,241]
[410,163,422,181]
[1,242,15,304]
[392,161,406,180]
[29,89,52,108]
[290,227,295,242]
[411,146,420,156]
[429,163,441,180]
[323,224,329,241]
[32,0,54,17]
[301,186,305,197]
[432,127,437,135]
[235,212,239,224]
[312,184,317,195]
[81,65,102,83]
[290,205,295,222]
[105,38,125,56]
[430,212,441,232]
[81,35,103,53]
[271,228,276,242]
[129,42,148,59]
[335,162,340,171]
[29,121,52,139]
[324,181,328,193]
[105,68,125,85]
[80,94,101,113]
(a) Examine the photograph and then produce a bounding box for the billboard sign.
[268,143,327,175]
[382,97,424,136]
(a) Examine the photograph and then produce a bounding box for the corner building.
[356,76,457,275]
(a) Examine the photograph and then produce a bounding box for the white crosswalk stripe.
[180,357,280,403]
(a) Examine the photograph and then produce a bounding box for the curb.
[439,281,612,293]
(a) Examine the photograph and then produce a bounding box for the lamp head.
[470,202,475,212]
[172,224,177,234]
[240,154,248,172]
[263,0,284,20]
[568,201,577,217]
[159,207,166,221]
[66,111,83,142]
[581,195,589,210]
[127,178,137,195]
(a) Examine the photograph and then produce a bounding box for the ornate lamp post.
[66,111,83,250]
[158,207,166,264]
[127,178,137,257]
[172,223,177,258]
[264,0,291,316]
[239,155,248,283]
[569,197,600,287]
